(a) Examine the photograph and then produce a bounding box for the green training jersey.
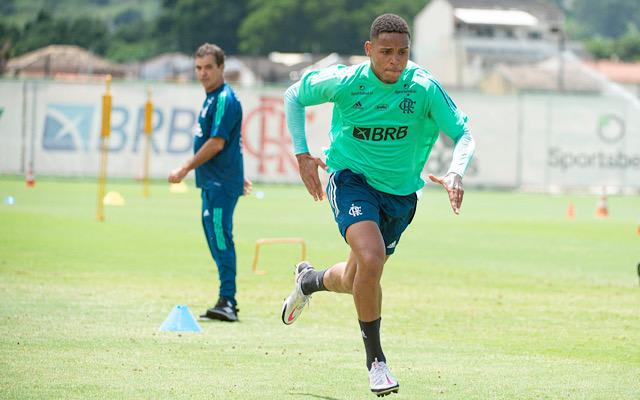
[296,60,468,195]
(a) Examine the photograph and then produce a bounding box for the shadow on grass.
[290,392,342,400]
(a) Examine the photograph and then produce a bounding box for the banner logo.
[597,114,625,144]
[42,104,94,151]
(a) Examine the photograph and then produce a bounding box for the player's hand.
[296,153,328,201]
[168,167,188,183]
[428,172,464,215]
[243,178,253,196]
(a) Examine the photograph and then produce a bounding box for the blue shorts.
[326,169,417,255]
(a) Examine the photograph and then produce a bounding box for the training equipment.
[566,201,575,219]
[159,305,202,332]
[169,181,188,193]
[595,195,608,218]
[142,87,154,198]
[25,170,35,187]
[369,359,399,397]
[96,75,112,222]
[200,298,238,322]
[103,191,125,206]
[252,237,306,275]
[281,262,313,325]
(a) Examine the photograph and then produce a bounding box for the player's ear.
[364,41,372,56]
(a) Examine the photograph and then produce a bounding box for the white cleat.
[369,359,399,397]
[281,261,313,325]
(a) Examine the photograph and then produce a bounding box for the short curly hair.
[195,43,225,66]
[370,13,410,40]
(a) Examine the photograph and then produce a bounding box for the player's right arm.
[284,67,342,200]
[424,78,476,214]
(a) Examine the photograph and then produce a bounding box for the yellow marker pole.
[143,87,153,198]
[96,75,112,221]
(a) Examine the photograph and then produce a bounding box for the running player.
[281,13,475,397]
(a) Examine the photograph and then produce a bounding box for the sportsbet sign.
[0,80,638,189]
[548,114,639,170]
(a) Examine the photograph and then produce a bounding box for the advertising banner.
[0,80,638,190]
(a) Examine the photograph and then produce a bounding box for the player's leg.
[345,220,385,320]
[321,252,356,294]
[345,220,398,396]
[282,170,377,324]
[200,188,240,321]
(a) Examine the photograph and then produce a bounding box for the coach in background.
[169,43,251,322]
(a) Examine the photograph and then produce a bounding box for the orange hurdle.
[251,237,307,275]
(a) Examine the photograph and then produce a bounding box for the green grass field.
[0,177,638,399]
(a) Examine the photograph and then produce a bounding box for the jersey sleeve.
[284,81,309,154]
[209,91,240,141]
[425,79,468,142]
[284,65,344,154]
[296,65,344,106]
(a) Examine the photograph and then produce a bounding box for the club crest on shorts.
[348,203,363,217]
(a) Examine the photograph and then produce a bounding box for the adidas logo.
[386,240,397,249]
[352,101,362,109]
[203,209,210,217]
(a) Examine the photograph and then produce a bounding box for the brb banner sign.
[0,80,331,182]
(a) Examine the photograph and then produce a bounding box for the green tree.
[108,18,158,62]
[238,0,426,55]
[155,0,248,54]
[572,0,640,38]
[12,10,109,56]
[0,0,16,15]
[584,36,615,59]
[615,24,640,61]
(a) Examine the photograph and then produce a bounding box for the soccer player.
[281,14,475,397]
[169,43,251,322]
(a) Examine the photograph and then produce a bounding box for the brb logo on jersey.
[352,126,408,141]
[42,104,94,151]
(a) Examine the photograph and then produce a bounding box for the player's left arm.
[425,80,476,214]
[168,92,240,183]
[168,137,226,183]
[284,71,338,201]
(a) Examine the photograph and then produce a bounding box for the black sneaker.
[200,298,239,322]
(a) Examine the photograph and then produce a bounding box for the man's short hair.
[370,13,410,40]
[195,43,225,66]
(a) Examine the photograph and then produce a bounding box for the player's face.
[195,55,224,92]
[365,32,410,84]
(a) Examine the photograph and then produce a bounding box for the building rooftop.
[585,60,640,85]
[454,8,538,26]
[6,45,126,78]
[449,0,564,23]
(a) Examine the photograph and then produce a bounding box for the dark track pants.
[201,187,239,305]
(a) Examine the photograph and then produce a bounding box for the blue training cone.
[159,305,202,332]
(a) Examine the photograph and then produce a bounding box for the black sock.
[359,318,385,369]
[300,269,327,295]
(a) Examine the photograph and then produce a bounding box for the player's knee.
[356,251,385,280]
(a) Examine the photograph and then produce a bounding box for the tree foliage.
[12,10,109,56]
[155,0,248,55]
[238,0,425,55]
[571,0,640,39]
[2,0,640,62]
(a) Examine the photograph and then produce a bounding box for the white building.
[413,0,565,88]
